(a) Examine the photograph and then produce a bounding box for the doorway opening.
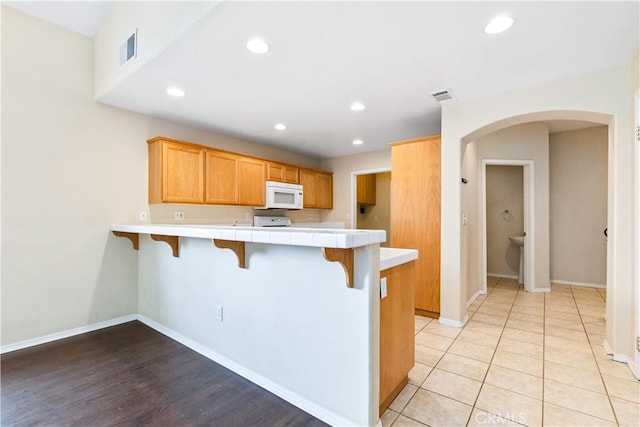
[351,169,391,247]
[481,159,534,293]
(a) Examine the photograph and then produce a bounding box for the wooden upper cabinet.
[300,169,333,209]
[148,138,204,204]
[205,150,238,204]
[299,169,317,208]
[316,172,333,209]
[390,135,441,317]
[357,174,376,205]
[238,157,266,206]
[267,162,299,184]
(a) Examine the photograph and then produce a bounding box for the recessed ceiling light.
[166,87,185,97]
[246,38,269,54]
[350,102,366,112]
[484,16,514,34]
[352,139,363,146]
[274,123,287,130]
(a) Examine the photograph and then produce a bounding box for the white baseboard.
[530,287,552,293]
[0,314,137,354]
[137,315,355,427]
[487,273,518,279]
[550,279,606,289]
[439,315,469,328]
[603,339,639,380]
[466,289,486,308]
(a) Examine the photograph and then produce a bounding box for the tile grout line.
[570,285,621,426]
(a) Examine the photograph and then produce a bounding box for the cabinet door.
[162,142,204,203]
[267,162,284,182]
[238,157,266,206]
[283,166,299,184]
[391,136,441,316]
[316,173,333,209]
[300,170,317,208]
[205,150,238,204]
[357,174,376,205]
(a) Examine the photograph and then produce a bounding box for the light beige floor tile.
[392,414,427,426]
[415,316,431,333]
[544,335,592,353]
[602,375,640,404]
[480,300,514,310]
[415,331,454,351]
[508,312,544,323]
[467,408,521,426]
[544,346,599,371]
[436,353,489,382]
[584,322,606,335]
[492,349,543,377]
[414,343,444,367]
[402,389,472,427]
[464,321,504,337]
[545,304,579,315]
[473,312,508,327]
[504,318,543,334]
[448,339,496,363]
[544,325,588,342]
[610,397,640,427]
[544,379,615,421]
[422,321,462,339]
[421,368,482,405]
[544,310,581,322]
[408,362,433,386]
[475,383,542,426]
[544,360,605,393]
[381,409,400,427]
[476,305,511,316]
[500,328,543,346]
[457,329,501,349]
[389,383,418,412]
[581,314,605,325]
[496,337,543,360]
[596,358,638,381]
[509,305,544,316]
[544,317,585,331]
[484,365,542,399]
[543,402,616,426]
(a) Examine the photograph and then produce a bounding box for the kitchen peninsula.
[111,223,417,426]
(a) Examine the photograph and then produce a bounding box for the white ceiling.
[7,1,640,159]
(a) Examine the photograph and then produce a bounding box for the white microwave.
[263,181,304,210]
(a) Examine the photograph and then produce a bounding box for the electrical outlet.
[380,277,388,299]
[174,210,185,220]
[139,211,147,221]
[245,212,252,220]
[216,305,224,322]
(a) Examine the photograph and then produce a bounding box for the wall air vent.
[431,89,454,103]
[119,29,137,68]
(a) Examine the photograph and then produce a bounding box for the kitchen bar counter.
[110,224,417,426]
[111,223,386,249]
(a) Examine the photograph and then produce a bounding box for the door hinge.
[637,337,640,352]
[636,126,640,141]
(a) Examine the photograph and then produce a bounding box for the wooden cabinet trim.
[112,231,139,250]
[213,239,246,268]
[150,234,180,257]
[322,248,354,287]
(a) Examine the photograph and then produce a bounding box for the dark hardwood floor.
[1,321,328,427]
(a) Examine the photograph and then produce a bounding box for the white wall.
[441,63,636,363]
[550,126,608,286]
[321,149,392,228]
[1,6,321,346]
[486,166,524,277]
[94,1,219,98]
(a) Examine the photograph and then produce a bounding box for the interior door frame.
[635,91,640,378]
[481,159,535,292]
[350,168,391,229]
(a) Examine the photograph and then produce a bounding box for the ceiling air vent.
[431,89,454,103]
[119,29,138,68]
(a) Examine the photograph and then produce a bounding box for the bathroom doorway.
[481,159,534,293]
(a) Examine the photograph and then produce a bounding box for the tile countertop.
[380,247,419,270]
[110,224,386,249]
